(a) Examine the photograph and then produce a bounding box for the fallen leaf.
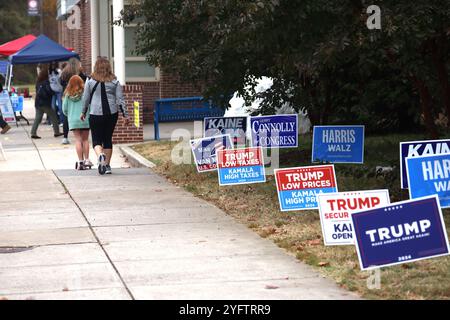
[306,239,321,246]
[265,285,279,290]
[318,261,330,267]
[62,287,69,292]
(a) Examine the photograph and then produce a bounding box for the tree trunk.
[429,38,450,126]
[411,75,439,138]
[321,81,332,124]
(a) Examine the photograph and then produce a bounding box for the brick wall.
[127,81,160,124]
[160,69,202,98]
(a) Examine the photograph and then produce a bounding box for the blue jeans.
[52,93,63,124]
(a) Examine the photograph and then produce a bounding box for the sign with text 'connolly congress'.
[400,139,450,189]
[204,116,247,147]
[317,190,390,246]
[190,135,233,173]
[274,165,338,211]
[250,114,298,148]
[406,153,450,208]
[351,196,449,270]
[217,147,265,186]
[312,126,364,163]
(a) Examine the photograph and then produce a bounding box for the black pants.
[63,115,69,138]
[89,113,118,149]
[0,116,8,129]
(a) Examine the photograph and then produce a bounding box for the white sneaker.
[62,138,70,145]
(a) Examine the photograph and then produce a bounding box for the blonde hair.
[91,57,116,82]
[61,58,82,82]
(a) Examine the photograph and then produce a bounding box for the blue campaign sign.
[352,196,449,270]
[204,116,247,147]
[400,139,450,189]
[250,114,298,148]
[190,135,233,173]
[0,61,9,77]
[312,126,365,163]
[406,153,450,208]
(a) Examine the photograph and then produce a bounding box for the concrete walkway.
[0,100,359,300]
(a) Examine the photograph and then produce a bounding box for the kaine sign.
[312,126,365,163]
[274,165,338,211]
[406,153,450,208]
[190,135,233,173]
[317,190,390,246]
[204,116,247,147]
[217,147,266,186]
[250,114,298,148]
[400,139,450,189]
[351,196,449,270]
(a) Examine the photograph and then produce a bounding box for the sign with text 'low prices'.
[275,165,338,211]
[190,135,233,173]
[406,153,450,208]
[400,139,450,189]
[312,126,365,163]
[352,196,449,270]
[250,114,298,148]
[217,147,266,186]
[317,190,390,246]
[204,117,247,147]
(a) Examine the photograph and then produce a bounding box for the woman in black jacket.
[31,66,63,139]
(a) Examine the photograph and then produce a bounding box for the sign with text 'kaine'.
[312,126,364,163]
[406,153,450,208]
[190,135,233,173]
[217,147,266,186]
[400,139,450,189]
[352,196,449,270]
[275,165,338,211]
[204,116,247,147]
[250,114,298,148]
[317,190,390,246]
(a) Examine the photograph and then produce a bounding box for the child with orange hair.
[63,75,93,170]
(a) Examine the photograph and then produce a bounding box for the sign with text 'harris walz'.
[190,135,233,173]
[312,126,365,163]
[351,195,449,270]
[250,114,298,148]
[317,190,390,246]
[204,116,247,147]
[217,147,266,186]
[400,139,450,189]
[274,165,338,211]
[406,153,450,208]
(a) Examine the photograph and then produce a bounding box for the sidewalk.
[0,101,359,300]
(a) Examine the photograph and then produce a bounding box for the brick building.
[57,0,200,143]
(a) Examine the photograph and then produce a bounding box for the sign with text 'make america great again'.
[250,114,298,148]
[351,195,449,270]
[217,147,266,186]
[190,135,233,173]
[406,153,450,208]
[400,139,450,189]
[317,190,390,246]
[274,165,338,211]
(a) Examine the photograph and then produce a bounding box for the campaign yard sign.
[317,190,390,246]
[217,147,266,186]
[0,91,16,123]
[190,135,233,173]
[312,126,365,163]
[351,195,449,270]
[204,116,247,147]
[406,153,450,208]
[400,139,450,189]
[274,165,338,211]
[250,114,298,148]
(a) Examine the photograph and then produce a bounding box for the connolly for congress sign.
[190,135,233,173]
[351,195,449,270]
[406,153,450,208]
[274,165,338,211]
[312,126,365,163]
[317,190,390,246]
[250,114,298,148]
[217,147,266,186]
[400,139,450,189]
[204,117,247,147]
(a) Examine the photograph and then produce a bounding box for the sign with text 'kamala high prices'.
[250,114,298,148]
[406,153,450,208]
[400,139,450,189]
[312,126,365,163]
[275,165,338,211]
[317,190,390,246]
[190,135,233,173]
[351,196,449,270]
[217,147,266,186]
[204,116,247,147]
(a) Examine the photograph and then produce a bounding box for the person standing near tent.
[60,58,87,145]
[31,66,64,139]
[81,57,129,175]
[49,61,64,125]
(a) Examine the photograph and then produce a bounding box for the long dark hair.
[37,65,49,83]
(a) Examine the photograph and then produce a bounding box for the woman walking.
[81,57,129,175]
[49,61,64,125]
[62,75,93,170]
